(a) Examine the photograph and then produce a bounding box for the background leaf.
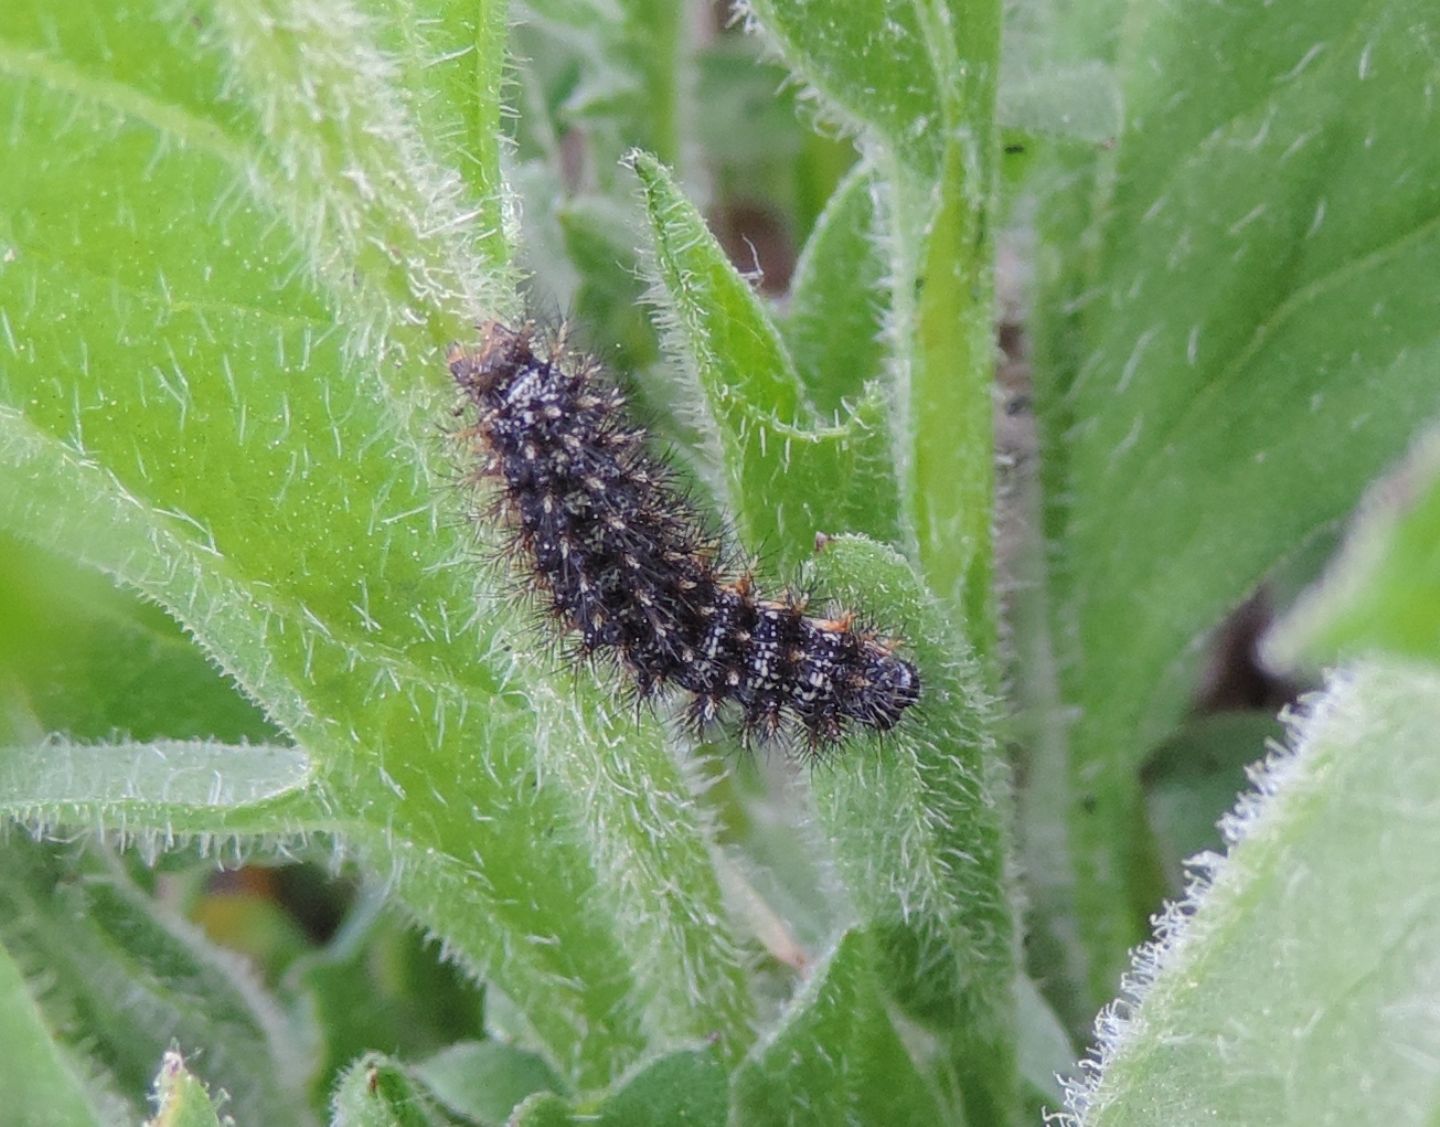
[0,534,278,745]
[505,1046,726,1127]
[290,892,488,1107]
[1068,662,1440,1125]
[1140,711,1283,893]
[1027,0,1440,1004]
[329,1053,444,1127]
[412,1040,562,1125]
[1269,426,1440,669]
[781,163,887,417]
[588,1047,727,1127]
[742,0,1003,636]
[0,938,116,1127]
[733,930,953,1126]
[0,838,311,1123]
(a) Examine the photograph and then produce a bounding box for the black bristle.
[449,320,920,754]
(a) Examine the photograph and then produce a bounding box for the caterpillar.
[449,321,919,753]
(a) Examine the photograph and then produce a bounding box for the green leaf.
[413,1040,562,1125]
[733,930,951,1126]
[630,150,904,568]
[363,0,511,262]
[555,196,661,376]
[147,1051,223,1127]
[0,838,310,1122]
[906,136,997,641]
[608,0,684,170]
[740,0,945,173]
[742,0,1003,636]
[509,1091,578,1127]
[1269,428,1440,669]
[210,0,510,342]
[805,536,1016,1123]
[693,38,808,167]
[996,61,1120,144]
[1029,0,1440,1000]
[0,938,112,1126]
[509,1046,726,1127]
[0,740,320,837]
[782,163,887,417]
[0,535,278,744]
[523,0,684,172]
[0,0,751,1087]
[294,894,487,1107]
[1073,662,1440,1124]
[1141,711,1284,892]
[590,1047,727,1127]
[330,1053,444,1127]
[1015,973,1073,1112]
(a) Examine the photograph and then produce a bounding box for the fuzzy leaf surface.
[0,0,749,1086]
[0,740,319,838]
[631,150,903,567]
[743,0,1002,633]
[741,0,944,172]
[330,1054,445,1127]
[0,938,111,1126]
[733,929,951,1126]
[1073,662,1440,1125]
[1030,0,1440,996]
[806,535,1016,1122]
[147,1051,224,1127]
[0,838,310,1123]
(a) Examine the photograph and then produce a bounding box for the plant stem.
[904,0,1002,657]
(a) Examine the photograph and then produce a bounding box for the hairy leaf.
[631,150,904,567]
[807,536,1016,1122]
[147,1051,224,1127]
[740,0,945,173]
[1070,663,1440,1124]
[1029,0,1440,1000]
[0,738,320,839]
[0,939,114,1126]
[733,930,952,1125]
[0,0,749,1086]
[742,0,1002,634]
[330,1053,445,1127]
[0,838,310,1123]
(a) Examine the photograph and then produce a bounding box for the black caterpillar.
[449,321,920,752]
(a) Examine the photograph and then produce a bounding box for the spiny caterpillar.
[449,321,920,753]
